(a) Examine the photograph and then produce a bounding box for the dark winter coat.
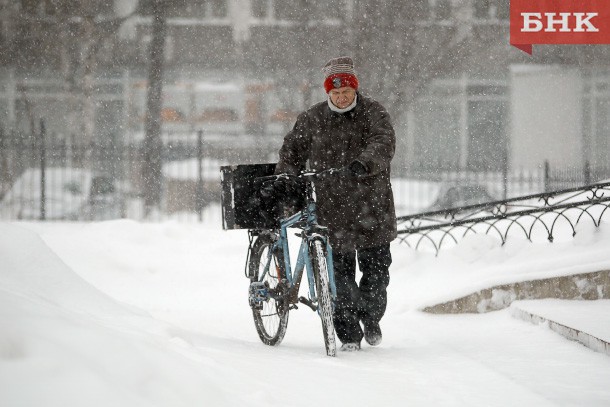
[276,92,397,251]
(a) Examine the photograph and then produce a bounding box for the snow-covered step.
[510,299,610,356]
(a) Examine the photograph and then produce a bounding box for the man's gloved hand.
[260,179,277,198]
[260,176,303,200]
[348,160,369,176]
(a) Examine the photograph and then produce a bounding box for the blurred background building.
[0,0,609,220]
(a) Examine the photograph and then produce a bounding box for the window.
[275,1,299,21]
[21,0,108,16]
[252,0,269,18]
[413,78,508,171]
[474,0,509,20]
[583,75,610,169]
[414,99,462,170]
[167,0,190,18]
[322,0,346,20]
[474,0,491,19]
[196,108,238,122]
[593,98,610,165]
[93,1,114,16]
[166,0,227,18]
[467,99,507,170]
[160,107,185,122]
[21,0,46,15]
[496,1,509,19]
[433,0,451,20]
[209,0,227,17]
[253,0,347,22]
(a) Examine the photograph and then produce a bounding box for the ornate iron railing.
[396,181,610,255]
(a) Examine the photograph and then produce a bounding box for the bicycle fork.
[304,235,337,314]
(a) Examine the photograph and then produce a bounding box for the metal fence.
[396,181,610,255]
[0,125,224,222]
[2,124,609,222]
[390,162,610,216]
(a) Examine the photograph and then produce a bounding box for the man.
[275,56,397,352]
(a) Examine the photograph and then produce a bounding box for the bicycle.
[245,169,342,357]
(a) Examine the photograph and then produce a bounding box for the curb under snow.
[510,302,610,357]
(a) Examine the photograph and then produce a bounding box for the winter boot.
[363,321,382,346]
[340,342,361,352]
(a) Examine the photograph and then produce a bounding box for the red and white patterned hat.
[322,56,359,93]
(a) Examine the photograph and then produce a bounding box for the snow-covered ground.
[1,207,610,406]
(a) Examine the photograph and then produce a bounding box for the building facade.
[0,0,608,175]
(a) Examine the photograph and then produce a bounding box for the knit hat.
[322,56,359,93]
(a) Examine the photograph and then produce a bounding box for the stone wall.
[424,270,610,314]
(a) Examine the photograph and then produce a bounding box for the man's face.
[329,86,356,109]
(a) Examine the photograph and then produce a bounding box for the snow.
[1,210,610,406]
[163,157,226,181]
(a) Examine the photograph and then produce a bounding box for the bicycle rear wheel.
[248,233,289,346]
[310,239,337,357]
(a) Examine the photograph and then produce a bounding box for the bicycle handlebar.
[256,168,349,183]
[300,167,350,178]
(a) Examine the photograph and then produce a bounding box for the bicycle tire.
[310,239,337,357]
[249,233,289,346]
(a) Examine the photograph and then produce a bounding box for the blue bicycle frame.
[274,200,337,306]
[247,169,342,356]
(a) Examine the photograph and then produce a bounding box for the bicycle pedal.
[298,296,318,312]
[248,282,268,309]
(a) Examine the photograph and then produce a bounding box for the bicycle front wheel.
[248,233,289,346]
[310,239,337,357]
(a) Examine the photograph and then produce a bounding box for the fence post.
[0,127,4,196]
[197,129,204,222]
[584,160,591,185]
[543,160,550,192]
[39,119,46,221]
[500,165,506,200]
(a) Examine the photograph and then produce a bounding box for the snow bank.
[0,223,244,407]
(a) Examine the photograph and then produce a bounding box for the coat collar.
[327,92,358,114]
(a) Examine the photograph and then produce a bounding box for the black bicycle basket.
[220,163,305,230]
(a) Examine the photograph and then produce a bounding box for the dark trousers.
[332,244,391,344]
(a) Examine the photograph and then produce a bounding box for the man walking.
[274,56,397,351]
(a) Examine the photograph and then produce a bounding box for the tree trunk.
[143,0,167,216]
[82,15,96,163]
